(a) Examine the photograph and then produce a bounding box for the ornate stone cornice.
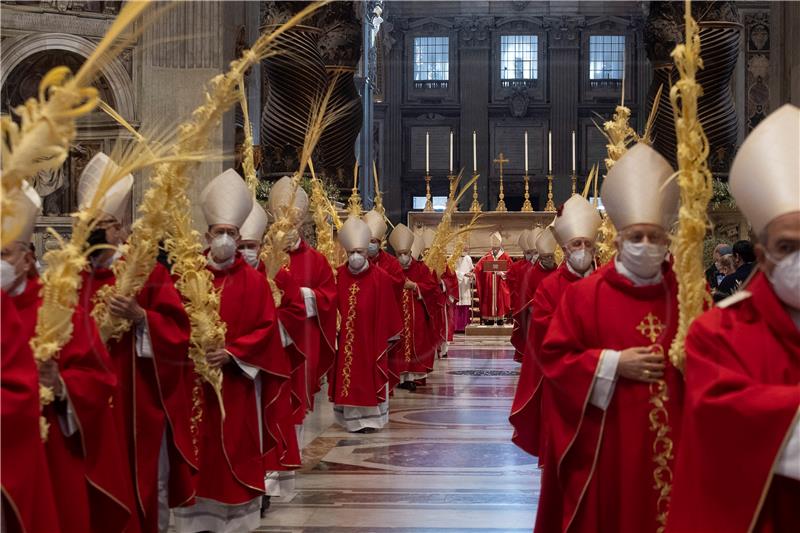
[543,16,586,48]
[456,16,494,48]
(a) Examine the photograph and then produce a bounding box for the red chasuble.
[0,292,61,533]
[80,261,195,532]
[370,249,405,299]
[510,261,555,362]
[538,262,683,533]
[286,240,338,403]
[667,272,800,533]
[474,250,512,319]
[330,264,402,406]
[441,268,459,342]
[510,263,581,458]
[14,277,133,533]
[388,259,440,388]
[200,255,285,504]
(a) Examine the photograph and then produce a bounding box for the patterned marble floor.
[258,334,539,532]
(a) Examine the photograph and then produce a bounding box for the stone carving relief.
[744,11,770,131]
[544,16,585,47]
[457,16,493,48]
[507,86,530,118]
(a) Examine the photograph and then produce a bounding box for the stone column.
[546,16,583,206]
[457,17,492,210]
[381,17,403,221]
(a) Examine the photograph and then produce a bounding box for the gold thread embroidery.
[402,288,413,363]
[340,282,360,397]
[636,313,674,533]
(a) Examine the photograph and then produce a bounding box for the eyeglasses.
[620,229,669,245]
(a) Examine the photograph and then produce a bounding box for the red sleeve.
[667,315,800,533]
[529,279,560,359]
[138,263,191,365]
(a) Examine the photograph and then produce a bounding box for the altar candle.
[524,130,529,174]
[548,131,552,174]
[472,131,477,173]
[449,130,453,174]
[571,130,576,174]
[426,131,430,175]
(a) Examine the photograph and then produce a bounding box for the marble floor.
[258,335,539,532]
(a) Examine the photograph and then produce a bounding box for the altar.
[407,210,558,258]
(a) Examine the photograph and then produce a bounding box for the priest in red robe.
[1,185,61,533]
[511,195,601,459]
[512,228,558,363]
[537,143,682,533]
[174,169,284,533]
[237,197,304,502]
[510,195,601,531]
[474,231,512,324]
[388,224,440,391]
[440,265,459,357]
[364,209,405,298]
[508,229,536,361]
[667,104,800,533]
[330,218,402,432]
[77,153,193,533]
[270,177,338,408]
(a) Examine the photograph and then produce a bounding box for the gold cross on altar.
[494,152,509,177]
[636,312,665,343]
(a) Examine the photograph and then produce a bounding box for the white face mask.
[348,252,366,271]
[240,248,259,268]
[367,242,380,257]
[568,249,594,272]
[620,240,667,279]
[529,252,539,264]
[767,250,800,310]
[1,259,18,292]
[540,256,556,269]
[210,234,237,262]
[398,253,411,268]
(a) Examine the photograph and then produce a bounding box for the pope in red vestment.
[16,276,134,533]
[667,104,800,533]
[474,232,512,323]
[1,291,61,533]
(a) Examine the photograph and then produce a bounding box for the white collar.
[567,261,594,279]
[614,257,663,286]
[348,260,370,275]
[208,254,235,270]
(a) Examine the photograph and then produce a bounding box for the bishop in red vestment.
[387,224,440,390]
[77,153,193,533]
[441,266,459,348]
[0,187,61,533]
[537,144,682,533]
[474,231,511,324]
[330,218,402,432]
[667,104,800,533]
[507,230,535,360]
[174,169,284,533]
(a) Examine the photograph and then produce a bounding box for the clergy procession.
[1,1,799,532]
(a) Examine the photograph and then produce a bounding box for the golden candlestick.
[448,174,458,211]
[469,173,481,212]
[423,174,433,212]
[521,174,533,212]
[493,152,508,212]
[544,174,556,212]
[571,171,577,195]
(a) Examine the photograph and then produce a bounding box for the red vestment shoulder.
[667,272,800,533]
[0,291,61,533]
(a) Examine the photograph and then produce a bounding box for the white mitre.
[363,209,387,240]
[729,104,800,235]
[553,194,602,245]
[490,231,502,247]
[535,227,558,255]
[3,181,41,244]
[518,229,531,252]
[338,217,371,252]
[77,152,134,223]
[388,223,415,253]
[239,201,268,242]
[200,169,253,228]
[601,143,678,231]
[411,232,425,260]
[268,176,309,220]
[422,228,436,249]
[527,227,544,253]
